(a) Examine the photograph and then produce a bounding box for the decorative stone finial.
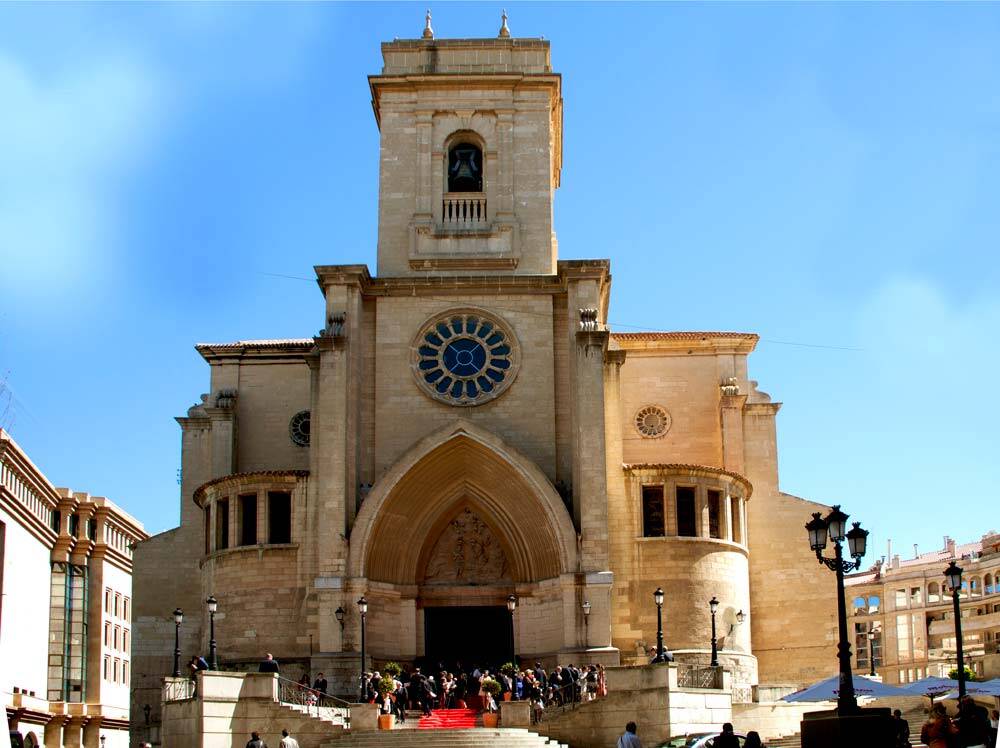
[423,9,434,39]
[498,9,510,38]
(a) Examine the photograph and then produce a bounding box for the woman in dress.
[921,703,958,748]
[597,664,608,698]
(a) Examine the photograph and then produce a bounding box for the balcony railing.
[676,663,724,690]
[442,193,487,227]
[162,678,195,703]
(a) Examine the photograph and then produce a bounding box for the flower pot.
[483,712,499,728]
[503,692,512,702]
[378,714,395,730]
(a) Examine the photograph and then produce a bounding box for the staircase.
[320,727,569,748]
[760,702,931,748]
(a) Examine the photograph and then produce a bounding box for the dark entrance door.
[424,605,512,670]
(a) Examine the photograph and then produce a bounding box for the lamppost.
[206,595,218,670]
[709,596,720,667]
[335,606,345,632]
[357,596,368,702]
[805,505,868,715]
[507,594,518,662]
[99,736,105,748]
[172,608,184,677]
[653,587,666,663]
[582,600,591,648]
[867,630,877,677]
[945,561,967,699]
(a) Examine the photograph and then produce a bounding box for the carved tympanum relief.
[423,507,510,584]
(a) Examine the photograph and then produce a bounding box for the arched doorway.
[347,421,578,662]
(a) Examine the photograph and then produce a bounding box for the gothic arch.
[348,421,577,584]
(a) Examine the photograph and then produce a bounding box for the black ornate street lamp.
[172,608,184,677]
[709,596,720,667]
[582,600,591,648]
[357,596,368,702]
[867,630,877,676]
[507,594,518,661]
[206,595,218,670]
[944,561,967,699]
[653,587,666,662]
[335,606,345,632]
[805,506,868,714]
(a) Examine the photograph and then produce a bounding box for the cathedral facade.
[132,29,842,724]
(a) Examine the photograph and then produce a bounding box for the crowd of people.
[354,660,609,721]
[919,697,998,748]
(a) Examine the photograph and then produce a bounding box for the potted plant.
[376,677,396,730]
[480,677,502,727]
[382,662,403,679]
[499,662,517,701]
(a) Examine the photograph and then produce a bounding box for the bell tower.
[369,15,563,276]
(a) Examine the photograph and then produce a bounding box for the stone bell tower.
[370,12,563,276]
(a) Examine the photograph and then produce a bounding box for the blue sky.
[1,2,997,568]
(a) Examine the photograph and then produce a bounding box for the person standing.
[714,723,741,748]
[617,722,642,748]
[312,672,328,696]
[246,731,267,748]
[892,709,911,748]
[278,730,299,748]
[922,703,958,748]
[597,663,607,698]
[258,654,280,674]
[957,696,990,748]
[744,731,763,748]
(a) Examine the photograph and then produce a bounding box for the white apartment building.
[2,429,147,748]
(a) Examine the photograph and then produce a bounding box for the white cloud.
[0,52,162,302]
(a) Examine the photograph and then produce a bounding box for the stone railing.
[162,677,196,703]
[442,193,487,226]
[676,663,724,690]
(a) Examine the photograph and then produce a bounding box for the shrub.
[499,662,517,677]
[382,662,402,678]
[377,676,397,696]
[947,666,978,682]
[480,677,502,696]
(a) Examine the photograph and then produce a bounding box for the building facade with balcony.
[132,25,855,740]
[1,429,148,748]
[846,533,1000,685]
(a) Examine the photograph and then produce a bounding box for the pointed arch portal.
[348,421,578,585]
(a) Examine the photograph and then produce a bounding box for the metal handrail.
[277,676,352,726]
[532,675,602,723]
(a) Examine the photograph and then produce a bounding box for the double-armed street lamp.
[172,608,184,677]
[206,595,218,670]
[944,561,967,699]
[357,596,368,702]
[709,596,720,667]
[653,587,666,662]
[805,505,869,715]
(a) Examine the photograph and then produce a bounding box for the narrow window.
[114,625,120,650]
[103,656,110,681]
[676,487,696,537]
[104,622,111,647]
[114,592,121,618]
[123,598,130,623]
[730,496,742,544]
[123,629,129,653]
[238,494,258,546]
[51,510,62,534]
[123,662,129,687]
[215,498,229,551]
[68,514,79,538]
[268,491,292,544]
[204,506,211,554]
[641,485,665,538]
[707,490,721,539]
[87,519,96,541]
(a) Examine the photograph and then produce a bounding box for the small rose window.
[635,405,671,438]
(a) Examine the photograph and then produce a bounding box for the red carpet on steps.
[417,708,480,729]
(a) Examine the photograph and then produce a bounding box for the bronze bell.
[449,146,481,190]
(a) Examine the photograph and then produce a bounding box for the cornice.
[612,332,758,356]
[622,462,753,497]
[193,469,309,506]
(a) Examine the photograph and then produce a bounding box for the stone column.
[719,382,747,475]
[414,111,433,221]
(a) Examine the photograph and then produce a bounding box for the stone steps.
[320,728,568,748]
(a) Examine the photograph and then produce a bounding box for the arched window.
[984,574,993,595]
[853,596,867,615]
[448,143,483,192]
[868,595,880,613]
[928,582,940,603]
[970,577,981,597]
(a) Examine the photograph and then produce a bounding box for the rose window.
[635,405,671,438]
[412,311,519,406]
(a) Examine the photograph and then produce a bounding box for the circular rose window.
[289,410,311,446]
[635,405,671,438]
[412,310,520,406]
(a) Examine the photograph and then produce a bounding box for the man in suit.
[258,653,280,674]
[533,662,547,689]
[312,673,328,695]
